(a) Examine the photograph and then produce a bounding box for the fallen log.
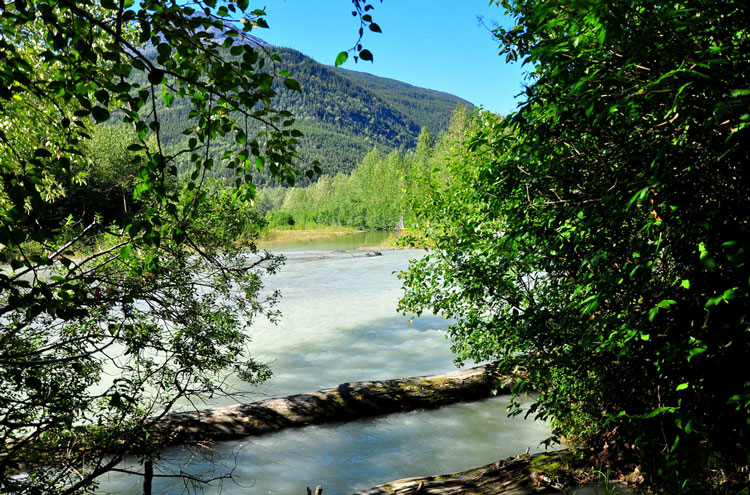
[155,362,513,445]
[353,450,589,495]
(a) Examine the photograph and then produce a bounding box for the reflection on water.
[97,233,553,494]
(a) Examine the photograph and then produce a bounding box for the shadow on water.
[102,396,550,495]
[247,312,460,400]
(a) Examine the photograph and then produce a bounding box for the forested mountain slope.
[144,37,474,184]
[272,45,474,178]
[333,67,474,135]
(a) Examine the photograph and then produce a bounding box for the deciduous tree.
[0,1,311,493]
[400,1,750,492]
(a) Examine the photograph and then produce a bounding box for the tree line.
[259,106,473,231]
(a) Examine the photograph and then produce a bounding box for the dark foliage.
[400,1,750,493]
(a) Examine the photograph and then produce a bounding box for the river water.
[97,232,552,495]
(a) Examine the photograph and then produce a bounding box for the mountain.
[333,67,474,136]
[270,45,474,178]
[144,38,474,184]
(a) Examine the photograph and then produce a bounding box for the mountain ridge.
[270,44,474,178]
[148,33,474,183]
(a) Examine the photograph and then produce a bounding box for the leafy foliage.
[399,1,750,492]
[265,106,474,231]
[336,0,382,65]
[0,1,303,493]
[277,147,406,230]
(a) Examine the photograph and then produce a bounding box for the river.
[96,232,552,494]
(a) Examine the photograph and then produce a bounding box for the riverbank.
[257,226,422,250]
[257,226,364,247]
[355,449,580,495]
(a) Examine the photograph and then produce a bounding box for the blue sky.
[253,1,527,115]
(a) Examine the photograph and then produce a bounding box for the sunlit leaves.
[335,51,349,66]
[0,1,304,493]
[162,86,174,107]
[402,1,750,492]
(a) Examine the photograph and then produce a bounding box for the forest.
[1,1,749,495]
[259,106,473,231]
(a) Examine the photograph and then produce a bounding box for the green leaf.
[95,89,109,104]
[640,406,677,419]
[148,68,165,85]
[91,106,110,123]
[705,287,738,308]
[157,43,171,58]
[648,299,676,321]
[139,20,151,43]
[162,87,174,107]
[698,241,717,270]
[335,51,348,66]
[283,78,301,91]
[687,347,706,361]
[359,49,373,62]
[676,382,689,391]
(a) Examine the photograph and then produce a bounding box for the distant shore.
[257,226,418,249]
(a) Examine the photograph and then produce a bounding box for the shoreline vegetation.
[257,225,363,247]
[255,106,474,235]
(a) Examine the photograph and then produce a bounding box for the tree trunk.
[154,362,513,445]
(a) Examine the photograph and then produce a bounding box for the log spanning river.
[96,232,551,495]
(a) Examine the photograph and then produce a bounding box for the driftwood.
[154,363,513,445]
[353,450,586,495]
